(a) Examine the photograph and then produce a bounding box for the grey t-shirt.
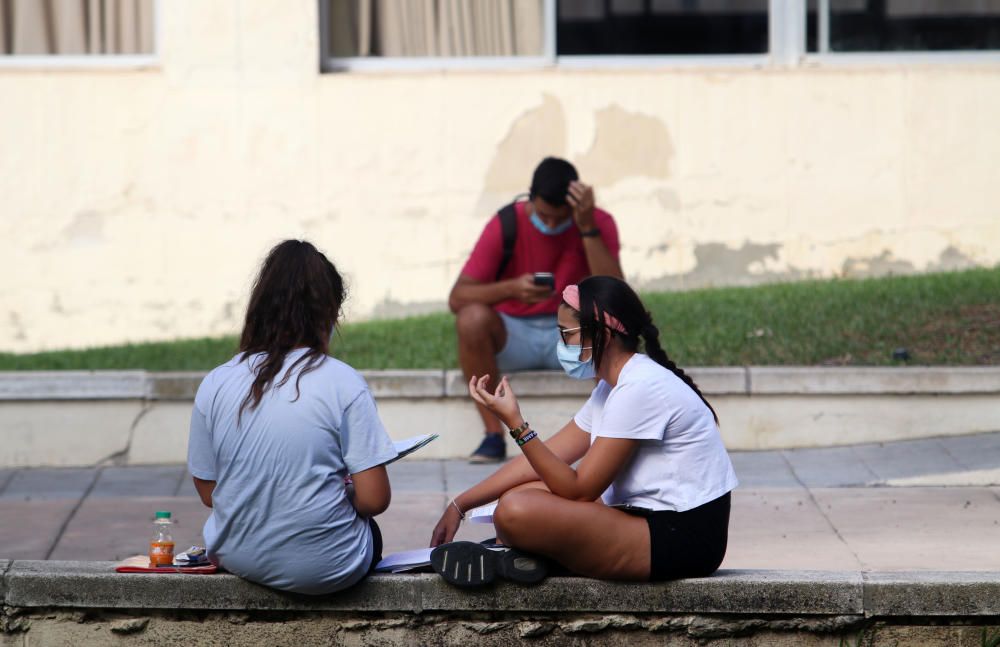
[187,349,397,594]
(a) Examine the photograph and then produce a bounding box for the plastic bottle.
[149,511,175,567]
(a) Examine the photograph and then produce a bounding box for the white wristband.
[450,499,466,521]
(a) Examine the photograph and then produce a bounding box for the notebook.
[374,547,433,573]
[384,434,439,465]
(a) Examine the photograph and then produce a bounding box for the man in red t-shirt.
[449,157,623,462]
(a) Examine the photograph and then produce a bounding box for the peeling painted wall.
[1,1,999,352]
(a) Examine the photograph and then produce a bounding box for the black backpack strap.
[494,202,518,282]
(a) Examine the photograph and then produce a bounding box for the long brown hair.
[237,240,346,422]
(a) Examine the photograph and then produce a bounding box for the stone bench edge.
[3,562,1000,618]
[2,366,999,401]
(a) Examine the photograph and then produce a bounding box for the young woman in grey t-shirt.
[187,240,397,594]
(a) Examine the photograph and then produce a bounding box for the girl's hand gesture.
[468,375,523,430]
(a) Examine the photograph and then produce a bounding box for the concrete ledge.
[0,563,854,615]
[3,563,998,645]
[864,571,1000,617]
[144,370,448,401]
[365,370,447,398]
[4,366,999,401]
[3,368,999,465]
[145,372,204,400]
[4,562,1000,617]
[750,366,1000,395]
[0,371,147,400]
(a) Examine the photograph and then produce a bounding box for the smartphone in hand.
[532,272,555,290]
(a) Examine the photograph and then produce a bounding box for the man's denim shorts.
[495,312,563,373]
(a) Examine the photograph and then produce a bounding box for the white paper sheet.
[468,501,498,524]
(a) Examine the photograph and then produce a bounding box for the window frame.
[804,0,1000,65]
[0,0,162,70]
[319,0,775,72]
[318,0,1000,72]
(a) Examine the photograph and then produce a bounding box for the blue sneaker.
[469,433,506,463]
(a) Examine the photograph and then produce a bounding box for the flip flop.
[430,541,548,588]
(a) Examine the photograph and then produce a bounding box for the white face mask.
[556,339,595,380]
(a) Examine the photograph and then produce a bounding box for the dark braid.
[640,318,719,424]
[572,275,720,425]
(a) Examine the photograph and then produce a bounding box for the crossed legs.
[493,486,651,581]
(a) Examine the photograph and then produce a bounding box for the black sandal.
[430,541,548,588]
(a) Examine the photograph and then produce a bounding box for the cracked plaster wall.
[1,1,999,352]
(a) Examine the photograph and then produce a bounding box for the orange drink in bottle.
[149,511,175,567]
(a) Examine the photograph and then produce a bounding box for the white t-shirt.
[187,348,397,595]
[574,353,739,512]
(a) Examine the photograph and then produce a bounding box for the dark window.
[808,0,1000,52]
[556,0,769,55]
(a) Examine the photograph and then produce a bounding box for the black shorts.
[643,492,731,581]
[368,517,384,573]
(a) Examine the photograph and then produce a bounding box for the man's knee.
[455,303,502,341]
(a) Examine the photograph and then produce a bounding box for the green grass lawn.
[1,267,997,371]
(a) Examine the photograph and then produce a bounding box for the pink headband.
[561,284,627,334]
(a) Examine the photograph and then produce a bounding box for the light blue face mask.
[557,339,595,380]
[530,211,574,236]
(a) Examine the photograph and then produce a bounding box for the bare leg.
[494,489,650,580]
[506,481,550,494]
[455,304,507,435]
[490,482,550,545]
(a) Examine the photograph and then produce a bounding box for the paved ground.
[1,432,999,571]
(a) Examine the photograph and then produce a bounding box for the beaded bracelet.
[516,430,538,447]
[507,420,530,441]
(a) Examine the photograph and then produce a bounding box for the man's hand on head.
[567,181,596,231]
[513,273,554,304]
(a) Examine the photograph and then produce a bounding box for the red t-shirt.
[461,201,621,317]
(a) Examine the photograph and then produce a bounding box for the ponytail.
[570,275,720,425]
[640,319,719,424]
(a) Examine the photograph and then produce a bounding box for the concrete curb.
[3,562,999,617]
[0,371,148,400]
[863,571,1000,617]
[2,368,999,466]
[750,366,1000,395]
[3,366,1000,401]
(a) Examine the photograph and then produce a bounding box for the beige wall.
[1,1,998,353]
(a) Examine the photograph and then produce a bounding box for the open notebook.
[384,434,438,465]
[374,547,434,573]
[374,500,498,573]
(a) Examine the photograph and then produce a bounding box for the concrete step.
[2,367,999,466]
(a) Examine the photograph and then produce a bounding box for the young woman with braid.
[429,275,737,587]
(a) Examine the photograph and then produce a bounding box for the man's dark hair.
[529,157,578,206]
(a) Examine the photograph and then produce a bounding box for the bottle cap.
[154,511,172,519]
